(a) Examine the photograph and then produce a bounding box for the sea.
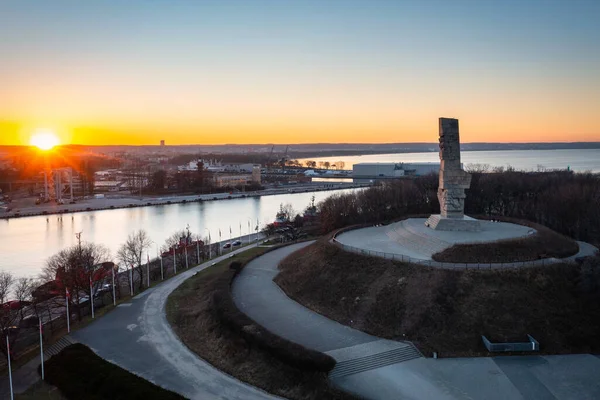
[299,149,600,173]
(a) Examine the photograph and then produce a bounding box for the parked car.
[222,242,232,249]
[232,240,242,247]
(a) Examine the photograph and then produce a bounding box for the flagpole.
[206,230,211,259]
[129,264,133,296]
[7,336,13,400]
[159,248,164,281]
[173,247,177,274]
[111,266,116,306]
[90,276,95,319]
[39,319,44,380]
[146,254,150,287]
[196,239,200,264]
[65,288,70,333]
[248,220,251,244]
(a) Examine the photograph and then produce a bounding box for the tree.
[117,230,153,291]
[149,170,167,191]
[0,273,38,358]
[305,160,316,168]
[160,228,198,269]
[323,161,331,170]
[336,161,345,170]
[277,203,296,223]
[42,242,112,321]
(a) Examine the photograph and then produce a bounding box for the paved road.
[2,182,368,219]
[231,242,600,400]
[73,245,279,400]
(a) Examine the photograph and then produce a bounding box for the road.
[1,182,369,219]
[232,242,600,400]
[72,244,279,400]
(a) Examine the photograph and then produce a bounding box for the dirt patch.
[275,239,600,358]
[166,246,356,400]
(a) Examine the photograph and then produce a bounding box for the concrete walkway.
[231,242,600,400]
[335,219,598,268]
[71,245,279,400]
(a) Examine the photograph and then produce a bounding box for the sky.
[1,0,599,145]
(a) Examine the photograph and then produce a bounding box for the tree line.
[318,170,600,247]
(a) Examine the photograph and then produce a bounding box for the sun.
[30,130,60,150]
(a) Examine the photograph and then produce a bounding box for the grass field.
[275,239,600,357]
[166,245,355,400]
[433,217,580,263]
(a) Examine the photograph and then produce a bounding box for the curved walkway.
[73,245,279,400]
[232,242,600,400]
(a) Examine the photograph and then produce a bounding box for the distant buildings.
[160,140,165,146]
[353,162,439,178]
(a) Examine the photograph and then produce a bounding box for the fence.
[330,237,563,270]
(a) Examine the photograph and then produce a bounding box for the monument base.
[425,215,481,232]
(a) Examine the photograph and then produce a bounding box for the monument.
[425,118,481,231]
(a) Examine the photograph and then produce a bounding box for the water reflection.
[0,189,357,278]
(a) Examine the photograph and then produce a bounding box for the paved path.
[231,242,600,400]
[72,245,279,400]
[335,219,598,268]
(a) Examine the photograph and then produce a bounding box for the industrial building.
[353,162,439,178]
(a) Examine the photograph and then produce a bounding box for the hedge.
[212,258,336,373]
[40,343,184,400]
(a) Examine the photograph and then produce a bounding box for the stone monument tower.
[425,118,481,231]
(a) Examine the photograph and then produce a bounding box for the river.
[0,189,357,278]
[299,149,600,173]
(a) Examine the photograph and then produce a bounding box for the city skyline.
[1,0,599,146]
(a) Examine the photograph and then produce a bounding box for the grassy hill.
[275,239,600,357]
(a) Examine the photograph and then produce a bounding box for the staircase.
[329,343,422,379]
[44,335,76,359]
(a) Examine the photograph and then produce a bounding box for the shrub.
[41,343,184,400]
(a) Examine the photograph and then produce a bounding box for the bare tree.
[117,229,153,291]
[0,271,16,356]
[160,229,197,269]
[13,277,36,320]
[43,242,112,321]
[0,272,40,357]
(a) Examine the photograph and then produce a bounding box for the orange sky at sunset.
[1,1,599,146]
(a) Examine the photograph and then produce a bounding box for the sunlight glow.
[29,130,60,150]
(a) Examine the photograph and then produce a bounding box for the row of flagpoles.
[4,220,262,399]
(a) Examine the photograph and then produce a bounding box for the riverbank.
[1,182,370,220]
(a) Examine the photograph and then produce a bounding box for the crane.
[265,145,275,172]
[280,145,289,174]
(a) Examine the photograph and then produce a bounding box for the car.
[222,242,231,249]
[232,240,242,246]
